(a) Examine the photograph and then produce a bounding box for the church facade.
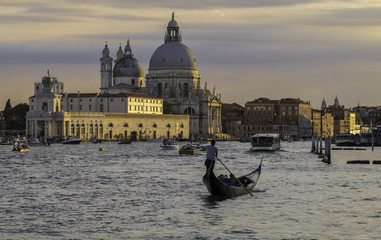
[26,13,221,140]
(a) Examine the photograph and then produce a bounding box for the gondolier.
[205,140,218,173]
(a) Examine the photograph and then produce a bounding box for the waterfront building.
[26,72,189,140]
[225,98,313,140]
[312,109,334,138]
[26,13,225,140]
[221,103,244,135]
[322,96,358,135]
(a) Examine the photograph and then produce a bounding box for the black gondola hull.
[202,171,254,197]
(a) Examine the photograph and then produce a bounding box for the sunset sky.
[1,0,381,110]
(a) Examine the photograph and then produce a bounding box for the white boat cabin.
[250,133,281,151]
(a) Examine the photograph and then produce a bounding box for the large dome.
[149,42,198,70]
[113,56,143,78]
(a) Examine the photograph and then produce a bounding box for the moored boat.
[203,159,262,197]
[28,138,50,146]
[118,139,132,144]
[62,137,81,144]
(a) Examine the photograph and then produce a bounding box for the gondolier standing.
[205,140,218,173]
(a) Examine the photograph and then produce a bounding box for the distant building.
[318,96,359,136]
[369,109,381,127]
[312,109,334,138]
[26,13,225,140]
[26,74,189,140]
[225,97,313,140]
[221,103,244,134]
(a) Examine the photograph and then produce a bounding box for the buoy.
[99,147,104,151]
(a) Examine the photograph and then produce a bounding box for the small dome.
[42,76,53,87]
[149,42,198,70]
[168,19,179,28]
[113,56,143,78]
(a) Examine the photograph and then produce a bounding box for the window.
[124,123,128,127]
[100,104,104,112]
[184,107,195,114]
[70,99,73,102]
[79,105,82,110]
[110,99,113,102]
[138,123,143,128]
[89,99,92,102]
[70,105,73,110]
[80,99,82,102]
[153,124,157,128]
[89,105,92,110]
[109,123,113,127]
[132,79,135,85]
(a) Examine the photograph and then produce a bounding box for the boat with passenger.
[160,139,179,150]
[179,143,201,155]
[12,141,29,152]
[250,133,281,151]
[203,158,262,197]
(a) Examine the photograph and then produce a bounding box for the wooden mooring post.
[324,137,331,164]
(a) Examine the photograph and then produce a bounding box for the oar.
[216,157,253,197]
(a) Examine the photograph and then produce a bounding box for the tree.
[3,99,29,130]
[3,99,12,120]
[163,100,174,114]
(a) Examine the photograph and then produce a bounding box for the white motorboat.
[250,133,281,151]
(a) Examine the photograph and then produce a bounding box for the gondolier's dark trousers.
[205,159,215,173]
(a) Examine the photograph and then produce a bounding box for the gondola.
[202,159,262,197]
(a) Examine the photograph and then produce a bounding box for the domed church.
[99,13,222,137]
[145,13,222,137]
[26,13,221,140]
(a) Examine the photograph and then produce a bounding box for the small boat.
[91,138,102,144]
[62,137,81,144]
[12,148,29,152]
[118,139,132,144]
[203,159,262,197]
[160,139,179,150]
[12,142,29,152]
[179,143,201,155]
[27,138,50,146]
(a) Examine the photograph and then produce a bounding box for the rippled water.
[0,141,380,239]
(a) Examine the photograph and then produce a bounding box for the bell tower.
[100,42,113,93]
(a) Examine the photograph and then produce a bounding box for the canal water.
[0,141,380,239]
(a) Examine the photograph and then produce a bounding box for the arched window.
[124,123,128,128]
[153,124,157,128]
[138,123,143,128]
[184,107,195,114]
[183,83,189,98]
[109,123,113,127]
[180,124,184,128]
[158,83,163,97]
[167,124,171,128]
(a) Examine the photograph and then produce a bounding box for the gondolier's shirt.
[206,145,218,161]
